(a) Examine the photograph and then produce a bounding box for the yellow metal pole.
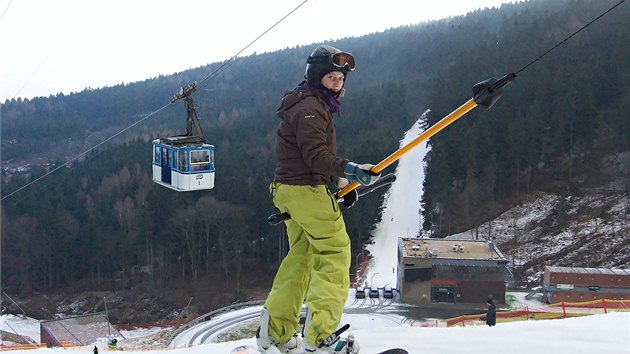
[338,98,478,198]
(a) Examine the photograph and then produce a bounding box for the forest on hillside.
[1,0,629,310]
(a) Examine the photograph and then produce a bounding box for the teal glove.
[344,162,381,186]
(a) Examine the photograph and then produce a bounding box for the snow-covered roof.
[546,266,630,276]
[400,238,507,262]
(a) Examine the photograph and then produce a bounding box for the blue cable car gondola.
[152,82,215,192]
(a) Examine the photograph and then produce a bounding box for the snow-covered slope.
[365,119,429,289]
[3,312,630,353]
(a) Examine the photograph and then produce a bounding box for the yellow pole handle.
[338,98,478,198]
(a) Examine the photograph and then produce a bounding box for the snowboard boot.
[256,308,303,354]
[304,333,360,353]
[302,307,359,353]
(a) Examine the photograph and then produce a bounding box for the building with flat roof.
[397,238,511,305]
[542,266,630,303]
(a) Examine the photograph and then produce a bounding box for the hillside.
[1,0,629,322]
[448,151,630,288]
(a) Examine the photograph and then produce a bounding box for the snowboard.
[229,345,408,354]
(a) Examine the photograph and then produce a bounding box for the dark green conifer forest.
[1,0,628,307]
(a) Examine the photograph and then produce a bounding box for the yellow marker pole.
[338,98,478,198]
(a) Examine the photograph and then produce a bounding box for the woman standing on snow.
[256,44,380,354]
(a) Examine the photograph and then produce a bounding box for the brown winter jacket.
[274,86,349,186]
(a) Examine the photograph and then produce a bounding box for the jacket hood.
[276,85,314,118]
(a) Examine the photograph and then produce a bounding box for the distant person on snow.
[256,44,380,354]
[93,346,98,354]
[486,298,497,327]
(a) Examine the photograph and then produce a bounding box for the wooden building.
[397,238,511,305]
[542,266,630,303]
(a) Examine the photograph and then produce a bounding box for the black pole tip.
[472,73,516,110]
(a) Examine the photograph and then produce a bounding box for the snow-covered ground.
[141,311,630,353]
[3,120,630,353]
[0,314,40,344]
[3,305,630,353]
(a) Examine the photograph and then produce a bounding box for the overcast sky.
[1,0,515,101]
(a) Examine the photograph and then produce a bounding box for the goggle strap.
[307,56,328,64]
[307,54,355,70]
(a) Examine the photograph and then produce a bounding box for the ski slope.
[364,119,429,289]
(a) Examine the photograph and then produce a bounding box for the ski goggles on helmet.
[308,52,356,71]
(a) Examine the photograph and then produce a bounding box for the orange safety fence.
[445,298,630,327]
[352,252,371,287]
[0,344,48,351]
[445,308,590,327]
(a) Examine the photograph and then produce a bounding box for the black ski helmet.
[305,45,356,87]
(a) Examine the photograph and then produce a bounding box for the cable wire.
[4,0,624,201]
[516,0,626,75]
[0,0,14,22]
[1,0,310,201]
[197,0,309,88]
[1,103,172,201]
[9,0,96,99]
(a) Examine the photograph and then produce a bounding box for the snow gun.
[267,173,397,226]
[336,72,516,199]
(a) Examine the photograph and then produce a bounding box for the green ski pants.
[264,182,351,347]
